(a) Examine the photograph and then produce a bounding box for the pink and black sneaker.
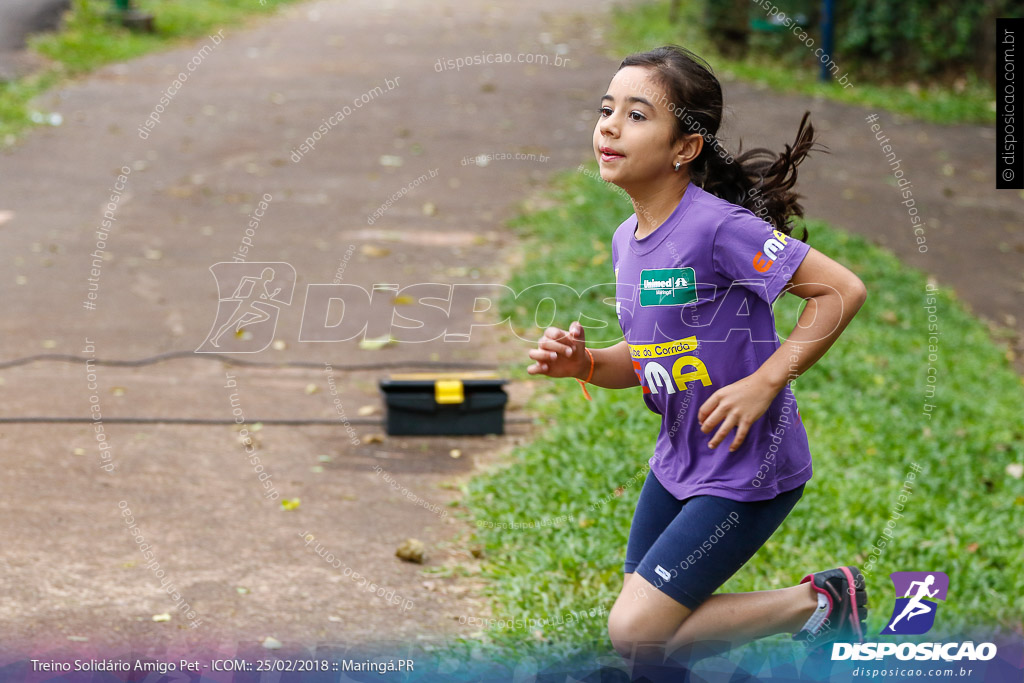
[792,566,868,648]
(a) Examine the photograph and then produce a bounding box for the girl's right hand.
[526,322,587,378]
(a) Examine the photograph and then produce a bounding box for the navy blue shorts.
[624,470,804,610]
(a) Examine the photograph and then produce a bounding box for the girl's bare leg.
[610,572,818,663]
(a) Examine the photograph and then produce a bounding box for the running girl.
[526,45,869,665]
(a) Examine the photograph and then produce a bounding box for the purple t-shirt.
[611,181,813,502]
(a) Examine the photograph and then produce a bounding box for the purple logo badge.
[881,571,949,635]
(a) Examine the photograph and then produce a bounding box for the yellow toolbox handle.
[435,380,465,405]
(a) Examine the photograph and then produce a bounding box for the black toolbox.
[379,372,508,436]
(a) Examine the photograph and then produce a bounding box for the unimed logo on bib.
[639,267,696,307]
[882,571,949,635]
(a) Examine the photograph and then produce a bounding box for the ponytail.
[697,112,825,241]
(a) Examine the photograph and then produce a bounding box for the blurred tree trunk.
[977,0,1012,84]
[704,0,750,58]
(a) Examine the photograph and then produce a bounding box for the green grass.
[608,0,996,126]
[447,165,1024,667]
[0,0,302,143]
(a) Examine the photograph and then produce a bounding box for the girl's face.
[593,66,700,192]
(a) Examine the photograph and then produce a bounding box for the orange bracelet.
[576,347,595,401]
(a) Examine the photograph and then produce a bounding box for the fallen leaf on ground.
[359,336,394,350]
[396,538,425,563]
[361,244,391,258]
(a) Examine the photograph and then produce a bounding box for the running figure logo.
[881,571,949,635]
[196,262,296,353]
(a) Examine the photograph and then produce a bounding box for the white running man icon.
[887,574,940,630]
[209,267,282,348]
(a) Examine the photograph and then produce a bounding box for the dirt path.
[0,0,618,665]
[0,0,69,80]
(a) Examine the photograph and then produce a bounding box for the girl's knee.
[607,606,639,658]
[608,599,678,659]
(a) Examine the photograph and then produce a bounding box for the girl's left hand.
[697,373,781,452]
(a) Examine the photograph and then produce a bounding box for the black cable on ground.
[0,350,529,426]
[0,416,534,426]
[0,350,504,371]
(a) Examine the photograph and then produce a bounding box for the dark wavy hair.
[618,45,826,241]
